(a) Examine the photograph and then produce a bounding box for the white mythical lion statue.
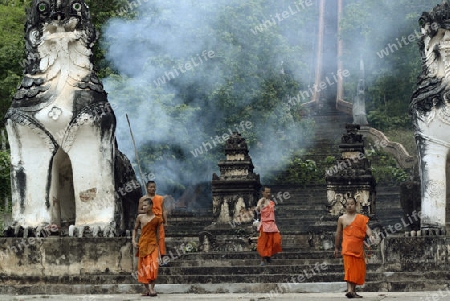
[4,0,140,237]
[410,1,450,234]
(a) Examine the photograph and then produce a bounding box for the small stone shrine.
[211,132,261,224]
[326,124,376,217]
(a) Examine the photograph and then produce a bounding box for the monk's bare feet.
[346,292,362,298]
[149,289,157,297]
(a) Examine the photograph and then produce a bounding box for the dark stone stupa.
[211,132,261,224]
[326,124,376,217]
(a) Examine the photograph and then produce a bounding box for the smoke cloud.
[100,0,439,201]
[101,0,316,199]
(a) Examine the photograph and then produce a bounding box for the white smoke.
[101,0,317,197]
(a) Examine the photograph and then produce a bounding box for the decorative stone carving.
[410,2,450,234]
[211,132,261,224]
[326,124,376,217]
[359,127,416,170]
[4,0,140,237]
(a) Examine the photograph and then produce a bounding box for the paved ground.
[1,292,449,301]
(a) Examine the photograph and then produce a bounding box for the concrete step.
[276,214,329,222]
[157,273,351,284]
[1,280,450,295]
[155,264,357,276]
[170,251,336,260]
[3,270,448,286]
[274,202,328,209]
[6,282,450,297]
[167,258,339,267]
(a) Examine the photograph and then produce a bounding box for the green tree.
[0,0,26,117]
[340,0,440,126]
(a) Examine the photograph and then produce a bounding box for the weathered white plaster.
[341,152,360,160]
[412,19,450,230]
[218,200,230,223]
[227,154,245,161]
[327,190,368,216]
[5,7,119,233]
[233,197,245,221]
[224,169,249,177]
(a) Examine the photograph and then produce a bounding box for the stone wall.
[0,237,133,277]
[382,236,450,272]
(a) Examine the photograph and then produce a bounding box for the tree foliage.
[0,0,26,116]
[340,0,441,127]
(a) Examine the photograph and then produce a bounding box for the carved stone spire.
[211,132,260,224]
[326,124,376,217]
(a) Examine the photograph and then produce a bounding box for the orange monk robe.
[152,195,166,256]
[136,216,163,284]
[257,201,282,257]
[342,214,369,285]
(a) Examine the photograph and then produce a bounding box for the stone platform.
[0,237,133,277]
[2,292,449,301]
[0,236,450,294]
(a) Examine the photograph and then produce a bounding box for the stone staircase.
[154,183,447,293]
[302,103,353,171]
[159,185,442,294]
[155,183,411,291]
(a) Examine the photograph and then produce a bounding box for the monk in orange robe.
[334,197,375,298]
[138,181,167,258]
[133,198,163,296]
[256,187,282,266]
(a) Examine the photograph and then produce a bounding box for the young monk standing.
[133,198,162,297]
[334,197,375,298]
[138,181,167,261]
[256,186,282,266]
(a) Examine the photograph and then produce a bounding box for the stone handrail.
[336,98,353,116]
[359,126,417,170]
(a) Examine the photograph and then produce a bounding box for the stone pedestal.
[211,132,261,224]
[326,124,376,217]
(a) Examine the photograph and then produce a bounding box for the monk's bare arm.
[334,216,343,257]
[132,215,141,248]
[366,225,375,243]
[255,198,263,212]
[138,197,145,214]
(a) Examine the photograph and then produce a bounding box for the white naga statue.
[410,1,450,233]
[4,0,139,237]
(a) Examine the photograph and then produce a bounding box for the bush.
[367,111,411,131]
[270,157,324,186]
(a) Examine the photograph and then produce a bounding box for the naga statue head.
[11,0,103,110]
[24,0,96,75]
[411,1,450,114]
